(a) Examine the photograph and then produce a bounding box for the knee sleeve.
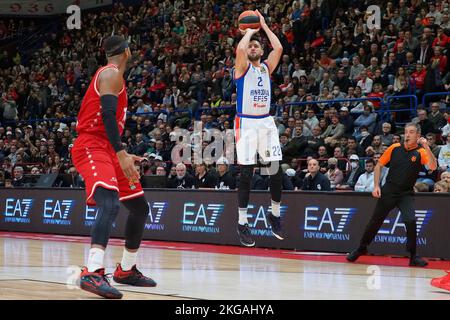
[122,196,149,250]
[238,165,254,208]
[269,163,283,203]
[91,187,120,247]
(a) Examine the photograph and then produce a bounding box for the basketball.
[238,10,260,30]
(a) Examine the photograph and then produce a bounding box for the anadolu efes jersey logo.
[375,209,432,245]
[43,199,75,225]
[182,202,224,234]
[247,204,288,237]
[145,202,168,231]
[302,206,357,241]
[4,198,34,224]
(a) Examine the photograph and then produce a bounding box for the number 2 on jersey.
[257,77,263,87]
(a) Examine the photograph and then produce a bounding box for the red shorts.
[72,134,144,206]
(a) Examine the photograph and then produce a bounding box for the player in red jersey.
[72,36,156,299]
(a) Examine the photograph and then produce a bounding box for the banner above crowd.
[0,0,112,16]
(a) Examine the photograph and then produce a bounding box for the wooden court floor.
[0,232,449,300]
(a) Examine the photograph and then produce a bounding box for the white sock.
[87,248,105,272]
[121,249,138,271]
[271,200,281,217]
[238,207,248,225]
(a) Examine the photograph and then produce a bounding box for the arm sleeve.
[100,94,124,153]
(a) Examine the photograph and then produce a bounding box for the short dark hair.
[348,136,357,142]
[249,35,262,45]
[365,159,375,165]
[103,35,128,57]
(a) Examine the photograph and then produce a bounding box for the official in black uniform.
[302,159,331,191]
[347,123,437,267]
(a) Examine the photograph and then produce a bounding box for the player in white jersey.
[234,10,284,247]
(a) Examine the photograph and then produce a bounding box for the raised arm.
[418,137,438,171]
[255,10,283,75]
[234,28,259,78]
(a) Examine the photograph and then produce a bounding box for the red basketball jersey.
[76,64,128,139]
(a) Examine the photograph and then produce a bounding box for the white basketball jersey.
[234,62,271,116]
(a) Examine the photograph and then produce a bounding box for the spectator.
[155,166,166,176]
[414,182,430,193]
[332,146,348,171]
[194,163,216,189]
[440,171,450,186]
[354,159,376,192]
[12,166,26,187]
[167,163,195,189]
[339,107,354,135]
[430,46,447,75]
[370,136,384,155]
[303,109,319,137]
[302,159,331,191]
[354,105,377,139]
[66,166,84,188]
[426,133,441,158]
[215,157,235,190]
[356,71,373,94]
[433,180,449,193]
[322,115,345,147]
[438,134,450,172]
[349,56,365,82]
[443,118,450,138]
[380,122,394,146]
[428,102,447,130]
[282,125,308,163]
[415,39,432,65]
[346,136,365,157]
[303,126,324,157]
[325,157,343,190]
[414,109,439,136]
[319,72,334,93]
[336,155,365,190]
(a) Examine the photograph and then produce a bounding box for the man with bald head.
[301,159,331,191]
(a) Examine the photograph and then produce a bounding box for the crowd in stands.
[0,0,449,193]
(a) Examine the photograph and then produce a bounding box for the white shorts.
[234,115,282,165]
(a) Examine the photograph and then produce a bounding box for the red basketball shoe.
[113,264,157,287]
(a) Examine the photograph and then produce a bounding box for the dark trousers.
[358,184,418,256]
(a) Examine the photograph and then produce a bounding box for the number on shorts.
[272,146,281,156]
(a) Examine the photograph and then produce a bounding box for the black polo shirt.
[379,143,429,192]
[302,172,331,191]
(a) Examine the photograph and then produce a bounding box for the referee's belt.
[236,113,270,119]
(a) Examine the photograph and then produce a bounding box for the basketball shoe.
[237,223,255,247]
[79,267,123,299]
[267,213,285,240]
[113,264,157,287]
